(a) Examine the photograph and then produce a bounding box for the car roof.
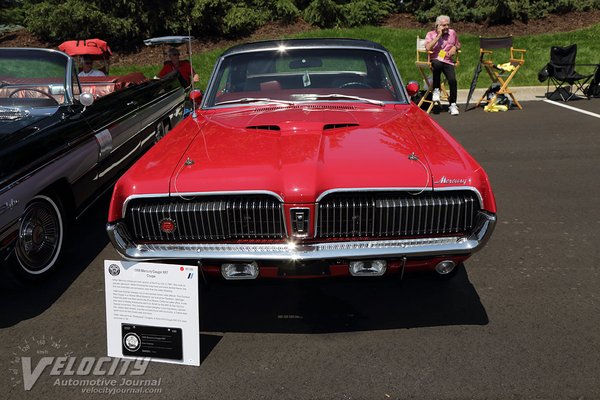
[221,38,389,56]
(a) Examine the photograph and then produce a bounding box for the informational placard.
[104,260,199,366]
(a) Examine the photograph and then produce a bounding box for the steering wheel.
[9,88,60,104]
[338,81,372,89]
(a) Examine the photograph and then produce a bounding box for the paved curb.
[455,85,548,105]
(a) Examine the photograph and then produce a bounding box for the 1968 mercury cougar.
[107,39,496,280]
[0,47,185,279]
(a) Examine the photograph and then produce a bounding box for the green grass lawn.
[112,24,600,91]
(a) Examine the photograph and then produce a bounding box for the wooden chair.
[476,36,526,109]
[415,36,459,113]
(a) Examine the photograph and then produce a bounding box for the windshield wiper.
[214,97,294,106]
[295,93,385,107]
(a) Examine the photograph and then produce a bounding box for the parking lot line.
[543,99,600,119]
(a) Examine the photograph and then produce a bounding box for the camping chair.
[475,36,526,110]
[545,44,595,101]
[415,36,459,113]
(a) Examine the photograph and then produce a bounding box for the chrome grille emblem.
[290,208,310,237]
[159,218,176,234]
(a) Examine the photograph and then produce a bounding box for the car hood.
[168,105,475,203]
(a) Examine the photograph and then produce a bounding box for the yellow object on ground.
[484,103,508,112]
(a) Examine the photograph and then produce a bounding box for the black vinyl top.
[221,38,389,56]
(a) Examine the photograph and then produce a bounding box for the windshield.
[0,48,70,111]
[204,47,407,108]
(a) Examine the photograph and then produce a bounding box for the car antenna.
[187,18,194,92]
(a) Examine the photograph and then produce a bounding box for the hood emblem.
[435,176,468,185]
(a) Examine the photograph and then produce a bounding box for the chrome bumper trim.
[107,211,496,261]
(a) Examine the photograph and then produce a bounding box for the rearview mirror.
[289,58,323,69]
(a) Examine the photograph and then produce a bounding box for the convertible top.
[58,39,112,59]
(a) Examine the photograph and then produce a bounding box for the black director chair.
[545,44,595,101]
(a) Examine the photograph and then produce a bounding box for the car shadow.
[199,265,488,334]
[0,191,111,328]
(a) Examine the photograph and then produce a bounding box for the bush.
[411,0,480,23]
[188,0,233,37]
[402,0,600,24]
[222,4,269,37]
[303,0,342,28]
[24,0,140,45]
[1,0,26,26]
[17,0,600,49]
[270,0,301,23]
[341,0,395,27]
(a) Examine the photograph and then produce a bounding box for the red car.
[107,39,496,280]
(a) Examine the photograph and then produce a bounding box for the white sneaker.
[449,103,459,115]
[432,88,440,102]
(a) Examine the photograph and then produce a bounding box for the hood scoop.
[246,125,281,131]
[254,104,358,112]
[323,123,359,130]
[0,106,29,121]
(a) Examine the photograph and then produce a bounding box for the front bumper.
[107,211,496,262]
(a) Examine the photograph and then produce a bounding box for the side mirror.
[189,89,203,103]
[406,81,420,97]
[80,92,94,107]
[190,89,202,111]
[189,89,203,118]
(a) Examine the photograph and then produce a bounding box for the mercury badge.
[159,218,177,234]
[435,176,468,185]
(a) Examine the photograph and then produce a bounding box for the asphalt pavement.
[1,97,599,400]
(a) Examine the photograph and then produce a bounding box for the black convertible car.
[0,47,186,279]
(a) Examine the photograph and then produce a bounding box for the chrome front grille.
[126,195,286,241]
[317,191,480,238]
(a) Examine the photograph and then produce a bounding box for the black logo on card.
[121,324,183,361]
[108,264,120,276]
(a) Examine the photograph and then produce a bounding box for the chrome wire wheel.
[15,195,64,276]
